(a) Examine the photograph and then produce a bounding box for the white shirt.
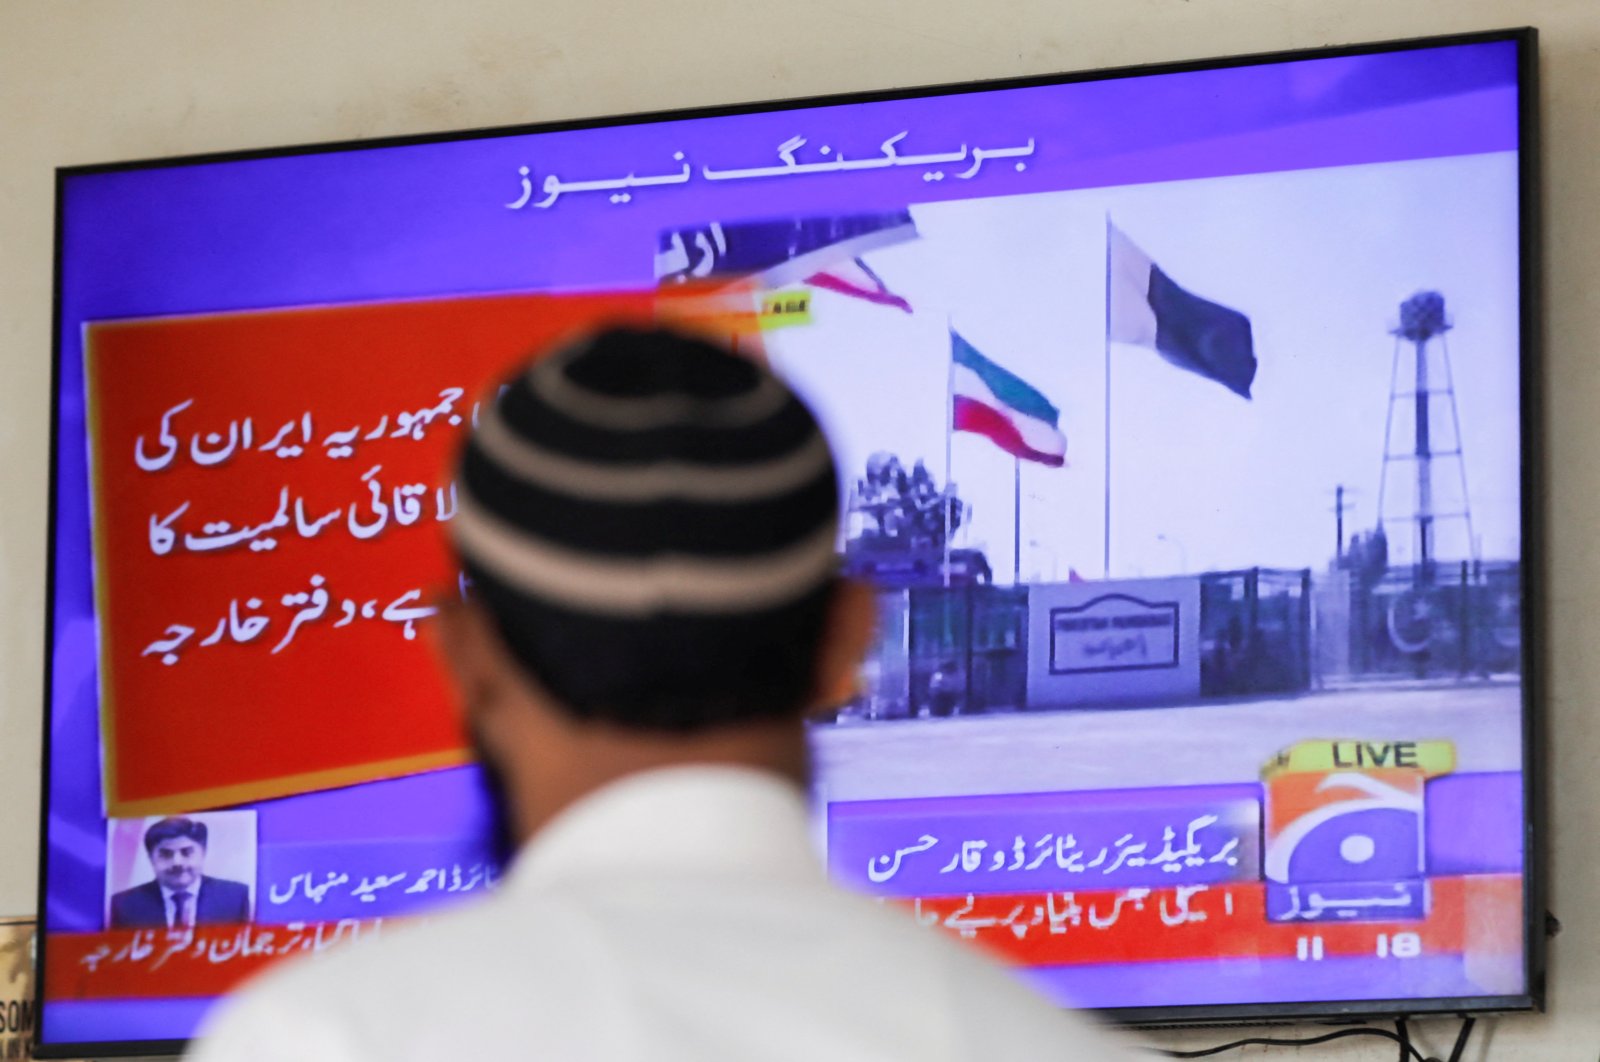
[189,766,1138,1061]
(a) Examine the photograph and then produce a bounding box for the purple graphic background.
[1426,772,1523,874]
[1023,955,1498,1010]
[257,840,497,923]
[42,38,1521,1045]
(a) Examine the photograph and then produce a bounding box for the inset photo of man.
[104,812,257,929]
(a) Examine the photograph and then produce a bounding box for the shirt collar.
[509,765,822,889]
[160,880,200,902]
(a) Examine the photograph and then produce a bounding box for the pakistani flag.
[951,331,1066,467]
[1108,223,1257,399]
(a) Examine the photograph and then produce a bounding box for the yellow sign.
[654,285,811,335]
[758,288,812,330]
[0,919,35,1061]
[1262,739,1456,779]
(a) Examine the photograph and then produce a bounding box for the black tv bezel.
[34,25,1543,1057]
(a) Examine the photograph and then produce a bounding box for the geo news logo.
[1261,740,1455,924]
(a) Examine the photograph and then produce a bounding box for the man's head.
[143,817,207,892]
[438,327,875,844]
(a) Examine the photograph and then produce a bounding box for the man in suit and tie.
[108,817,252,929]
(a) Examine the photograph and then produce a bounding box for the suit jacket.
[109,876,252,929]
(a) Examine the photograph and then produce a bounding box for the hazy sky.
[768,151,1522,583]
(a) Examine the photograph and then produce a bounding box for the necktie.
[171,890,193,928]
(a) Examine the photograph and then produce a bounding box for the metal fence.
[1342,560,1522,679]
[849,570,1323,719]
[1198,568,1313,698]
[840,561,1515,722]
[850,585,1027,719]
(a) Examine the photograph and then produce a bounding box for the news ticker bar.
[43,873,1520,1001]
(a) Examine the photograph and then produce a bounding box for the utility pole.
[1329,485,1358,562]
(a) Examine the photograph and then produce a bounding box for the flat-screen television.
[37,27,1540,1055]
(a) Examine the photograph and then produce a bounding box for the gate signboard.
[1027,578,1201,708]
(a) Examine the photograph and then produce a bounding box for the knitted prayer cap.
[451,326,842,730]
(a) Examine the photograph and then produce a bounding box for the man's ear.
[435,597,574,729]
[812,579,878,709]
[432,597,507,726]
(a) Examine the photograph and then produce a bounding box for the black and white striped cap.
[452,327,842,727]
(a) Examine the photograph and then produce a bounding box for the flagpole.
[1013,456,1022,585]
[944,321,954,589]
[1103,212,1113,580]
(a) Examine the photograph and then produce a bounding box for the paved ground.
[808,680,1524,802]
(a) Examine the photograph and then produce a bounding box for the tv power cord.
[1147,1016,1477,1062]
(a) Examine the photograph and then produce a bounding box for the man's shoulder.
[110,880,159,904]
[194,878,1140,1061]
[205,890,512,1010]
[202,875,251,896]
[191,891,519,1060]
[810,886,1137,1053]
[108,881,164,928]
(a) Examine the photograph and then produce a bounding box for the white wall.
[2,2,1596,1057]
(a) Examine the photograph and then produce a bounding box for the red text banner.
[87,291,656,814]
[45,920,386,1001]
[892,875,1521,968]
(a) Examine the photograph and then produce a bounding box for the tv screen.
[38,28,1539,1054]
